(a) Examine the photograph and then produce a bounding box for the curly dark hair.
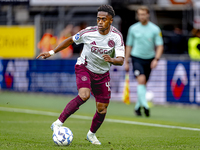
[97,5,115,18]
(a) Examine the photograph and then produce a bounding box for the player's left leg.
[87,71,110,145]
[87,102,109,145]
[90,102,108,133]
[141,59,154,117]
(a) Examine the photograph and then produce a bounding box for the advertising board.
[0,26,35,58]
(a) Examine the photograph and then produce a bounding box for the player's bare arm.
[36,37,74,59]
[151,45,163,69]
[102,54,124,66]
[124,46,132,71]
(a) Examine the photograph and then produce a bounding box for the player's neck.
[98,26,111,35]
[141,20,149,25]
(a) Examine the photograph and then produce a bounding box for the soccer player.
[36,5,125,145]
[125,6,163,117]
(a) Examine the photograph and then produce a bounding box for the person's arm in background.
[151,45,163,69]
[125,26,133,72]
[151,28,164,69]
[125,46,132,72]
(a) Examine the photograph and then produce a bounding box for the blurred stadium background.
[0,0,200,106]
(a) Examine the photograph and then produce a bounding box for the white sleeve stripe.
[79,27,97,36]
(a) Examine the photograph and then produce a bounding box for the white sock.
[88,130,94,135]
[55,119,63,126]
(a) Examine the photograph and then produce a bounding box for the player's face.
[97,11,113,35]
[137,9,149,24]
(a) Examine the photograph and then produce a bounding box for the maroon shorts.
[75,65,111,103]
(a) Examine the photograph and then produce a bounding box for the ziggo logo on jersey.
[91,46,112,54]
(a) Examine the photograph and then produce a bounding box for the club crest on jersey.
[108,40,115,47]
[81,76,87,81]
[75,33,80,40]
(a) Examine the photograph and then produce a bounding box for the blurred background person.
[125,6,164,117]
[168,25,188,54]
[58,24,74,59]
[188,28,200,60]
[37,28,57,53]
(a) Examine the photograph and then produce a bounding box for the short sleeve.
[155,28,163,46]
[126,26,134,46]
[115,35,125,58]
[72,31,84,45]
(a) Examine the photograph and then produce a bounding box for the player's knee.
[97,103,108,114]
[78,88,90,101]
[79,92,90,101]
[98,108,107,114]
[137,75,146,84]
[138,80,146,84]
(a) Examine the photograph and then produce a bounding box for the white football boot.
[86,130,101,145]
[50,119,63,132]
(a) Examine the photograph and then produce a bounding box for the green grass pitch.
[0,91,200,150]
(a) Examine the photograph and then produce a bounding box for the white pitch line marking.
[0,107,200,131]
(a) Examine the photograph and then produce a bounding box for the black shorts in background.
[131,56,154,81]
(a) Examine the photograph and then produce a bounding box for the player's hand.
[103,54,113,63]
[36,52,51,59]
[125,61,129,72]
[151,59,158,69]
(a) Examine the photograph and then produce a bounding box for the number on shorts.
[105,82,111,91]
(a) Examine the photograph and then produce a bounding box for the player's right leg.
[51,65,91,131]
[131,57,146,116]
[51,88,90,131]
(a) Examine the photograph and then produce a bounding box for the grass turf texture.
[0,91,200,150]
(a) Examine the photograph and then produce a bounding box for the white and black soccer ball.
[52,126,73,146]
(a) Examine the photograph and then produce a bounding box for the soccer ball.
[52,126,73,146]
[146,91,154,108]
[146,90,154,102]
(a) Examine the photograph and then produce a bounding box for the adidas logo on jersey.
[90,41,96,45]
